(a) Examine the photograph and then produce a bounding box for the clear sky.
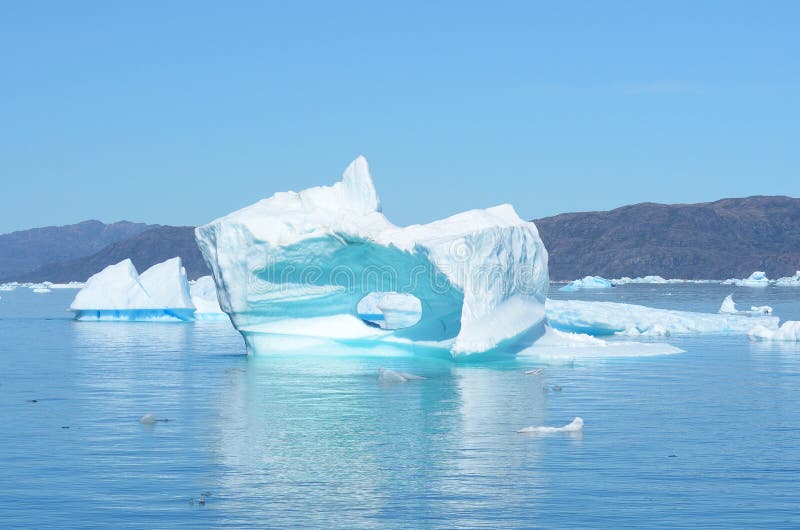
[1,1,797,234]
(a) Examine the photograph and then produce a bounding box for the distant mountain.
[3,195,798,284]
[10,226,210,282]
[535,195,800,280]
[0,220,154,280]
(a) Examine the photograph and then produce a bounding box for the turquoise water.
[1,285,799,528]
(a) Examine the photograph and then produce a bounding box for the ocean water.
[1,285,799,528]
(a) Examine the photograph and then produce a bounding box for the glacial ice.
[195,156,550,359]
[723,271,770,287]
[719,294,772,315]
[559,276,613,291]
[189,276,229,320]
[518,417,584,434]
[357,292,422,329]
[378,367,426,383]
[749,321,800,342]
[546,299,779,336]
[70,258,196,321]
[775,271,800,287]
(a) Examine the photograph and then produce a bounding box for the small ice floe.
[32,287,52,294]
[524,369,544,375]
[518,417,584,434]
[378,368,425,383]
[719,294,772,315]
[139,414,169,424]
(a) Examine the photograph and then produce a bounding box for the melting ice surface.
[723,271,770,287]
[195,156,552,359]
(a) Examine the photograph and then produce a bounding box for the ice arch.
[195,156,549,359]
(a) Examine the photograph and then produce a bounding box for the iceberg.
[775,271,800,287]
[559,276,613,291]
[718,294,772,315]
[723,271,770,287]
[546,299,779,336]
[377,367,426,383]
[357,292,422,329]
[195,156,550,359]
[749,321,800,342]
[70,258,195,321]
[189,276,229,320]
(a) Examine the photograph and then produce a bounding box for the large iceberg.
[559,276,613,291]
[718,294,772,315]
[70,258,195,321]
[546,299,779,336]
[195,156,550,359]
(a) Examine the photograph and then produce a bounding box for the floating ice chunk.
[775,271,800,287]
[519,325,683,360]
[611,275,669,285]
[749,321,800,342]
[546,299,779,336]
[518,417,584,434]
[195,156,549,358]
[189,276,228,320]
[559,276,613,291]
[718,294,772,315]
[49,282,85,289]
[32,287,52,294]
[139,414,157,424]
[357,292,422,329]
[70,258,195,321]
[0,283,18,291]
[724,271,770,287]
[719,294,737,314]
[378,367,425,383]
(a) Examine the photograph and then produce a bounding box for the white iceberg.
[749,321,800,342]
[70,258,195,321]
[718,294,772,315]
[49,282,85,289]
[195,156,550,359]
[775,271,800,287]
[723,271,770,287]
[518,417,584,434]
[32,287,52,294]
[0,283,18,292]
[520,326,684,360]
[546,299,779,336]
[189,276,229,320]
[559,276,613,291]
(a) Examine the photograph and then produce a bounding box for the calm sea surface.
[1,284,798,528]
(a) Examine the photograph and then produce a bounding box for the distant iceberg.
[559,276,613,291]
[718,294,772,315]
[189,276,229,321]
[611,275,669,285]
[774,271,800,287]
[546,299,779,336]
[723,271,770,287]
[749,321,800,342]
[196,156,550,359]
[70,258,195,321]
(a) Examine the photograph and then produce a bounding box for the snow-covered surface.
[749,321,800,342]
[195,156,550,358]
[518,417,584,434]
[723,271,770,287]
[70,258,195,321]
[546,299,779,336]
[559,276,613,291]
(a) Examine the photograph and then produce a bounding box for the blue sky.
[1,1,797,233]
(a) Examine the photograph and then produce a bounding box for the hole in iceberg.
[357,292,422,330]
